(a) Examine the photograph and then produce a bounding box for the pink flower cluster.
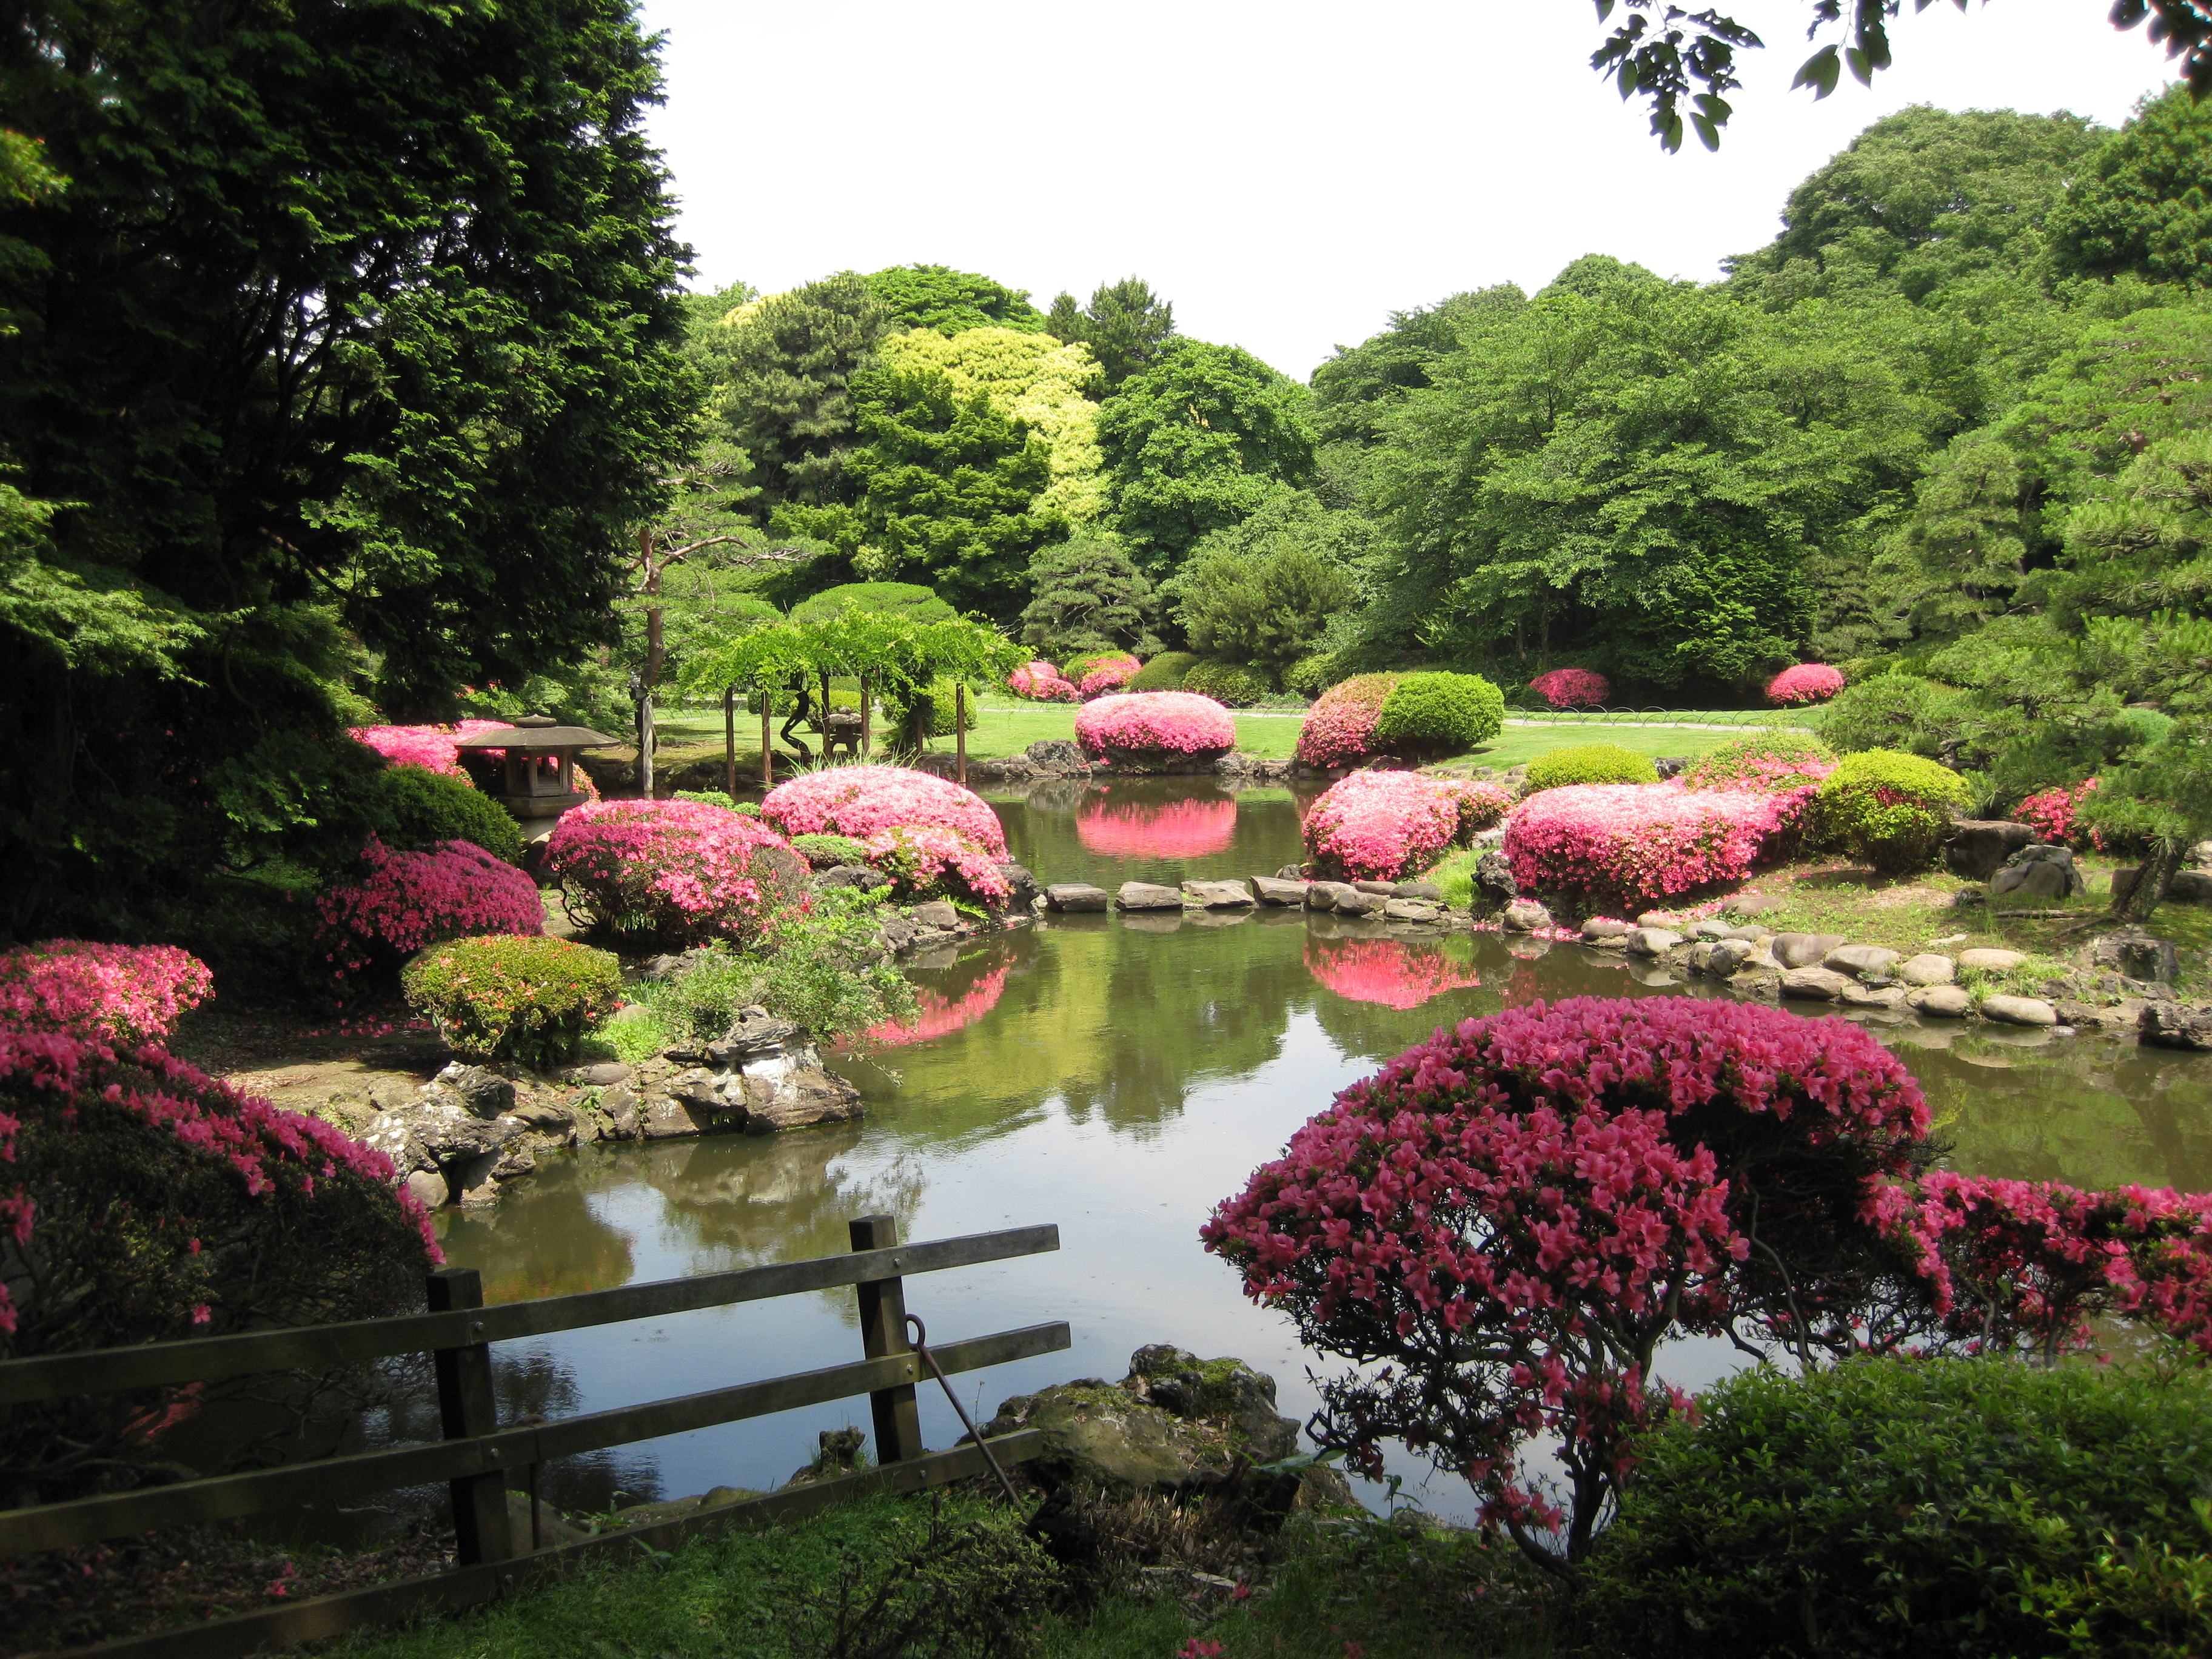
[544,799,797,945]
[1452,780,1514,834]
[0,942,215,1046]
[315,839,543,978]
[1077,654,1142,698]
[2016,777,2102,847]
[862,824,1013,904]
[349,719,511,777]
[1302,771,1467,882]
[1294,674,1397,769]
[762,765,1008,857]
[1303,934,1483,1010]
[855,961,1011,1048]
[1008,660,1079,702]
[1680,740,1836,851]
[1076,795,1238,859]
[1529,668,1609,709]
[1765,663,1846,706]
[1504,783,1783,906]
[1075,692,1236,762]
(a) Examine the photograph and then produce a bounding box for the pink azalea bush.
[1450,780,1514,835]
[1074,692,1236,765]
[316,839,543,980]
[1529,668,1610,709]
[1076,654,1142,698]
[1302,770,1470,882]
[762,765,1008,857]
[1504,783,1785,907]
[862,824,1013,905]
[1303,934,1484,1010]
[545,799,800,947]
[1008,660,1079,702]
[1294,673,1398,769]
[0,942,215,1046]
[2016,777,2102,847]
[1680,736,1837,854]
[1765,662,1846,706]
[349,719,511,778]
[1076,796,1238,859]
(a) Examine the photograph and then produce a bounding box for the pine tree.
[1043,278,1176,390]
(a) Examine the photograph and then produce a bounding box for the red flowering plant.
[1076,795,1238,859]
[1504,784,1785,910]
[1529,668,1610,709]
[1008,660,1079,702]
[762,764,1008,857]
[2016,777,2102,848]
[1302,771,1470,881]
[349,719,512,779]
[315,838,544,982]
[1765,663,1846,706]
[544,799,806,948]
[1074,691,1236,767]
[1679,735,1837,857]
[0,1031,440,1501]
[1294,673,1399,769]
[1075,653,1142,698]
[0,941,215,1046]
[1449,780,1515,836]
[862,824,1014,906]
[1201,997,1944,1575]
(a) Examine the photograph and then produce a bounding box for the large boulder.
[1027,739,1088,774]
[1502,899,1553,933]
[1979,994,2058,1027]
[1823,945,1902,980]
[1769,933,1846,970]
[1991,843,2084,900]
[1781,967,1852,1001]
[2141,1002,2212,1051]
[1116,882,1183,911]
[662,1005,864,1134]
[1471,851,1519,914]
[996,862,1042,910]
[1251,876,1310,906]
[1944,821,2037,882]
[2092,926,2180,987]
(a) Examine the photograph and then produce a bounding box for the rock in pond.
[1251,876,1309,905]
[2140,1002,2212,1051]
[1823,944,1901,979]
[1305,880,1354,911]
[1627,927,1682,956]
[1352,879,1400,896]
[1045,883,1110,913]
[1913,985,1974,1018]
[1386,898,1444,922]
[1397,880,1444,902]
[1182,879,1255,909]
[1781,966,1852,1000]
[1897,954,1956,986]
[1471,851,1518,913]
[1503,899,1553,933]
[1980,993,2058,1027]
[1770,933,1847,970]
[1116,881,1183,911]
[1582,917,1634,943]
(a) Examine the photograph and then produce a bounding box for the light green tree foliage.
[789,582,957,625]
[2055,85,2212,287]
[1017,535,1161,660]
[863,265,1045,335]
[1043,278,1176,390]
[1170,489,1366,682]
[702,275,891,511]
[1096,340,1318,575]
[1310,287,1530,452]
[879,327,1107,522]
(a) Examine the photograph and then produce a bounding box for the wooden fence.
[0,1216,1067,1659]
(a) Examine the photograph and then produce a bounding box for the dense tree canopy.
[703,274,890,512]
[863,264,1046,335]
[1044,277,1178,389]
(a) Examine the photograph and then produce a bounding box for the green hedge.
[789,833,873,870]
[1816,748,1969,872]
[401,934,623,1068]
[1181,660,1270,706]
[1522,743,1658,791]
[1584,1356,2212,1659]
[375,764,523,864]
[1373,672,1503,759]
[1127,651,1199,692]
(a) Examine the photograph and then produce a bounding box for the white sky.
[638,0,2178,380]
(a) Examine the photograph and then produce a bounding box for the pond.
[435,778,2212,1524]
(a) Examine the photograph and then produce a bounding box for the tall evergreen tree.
[1044,277,1176,390]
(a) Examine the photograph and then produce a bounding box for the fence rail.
[1,1215,1067,1659]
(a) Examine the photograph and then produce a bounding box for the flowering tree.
[1074,691,1236,766]
[1765,662,1846,706]
[760,764,1008,856]
[315,839,544,980]
[543,799,802,947]
[1301,770,1470,881]
[1529,668,1610,709]
[1008,659,1080,701]
[1294,672,1398,769]
[1504,783,1784,907]
[0,942,213,1046]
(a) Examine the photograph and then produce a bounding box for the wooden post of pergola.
[955,683,967,786]
[760,688,773,790]
[723,686,737,799]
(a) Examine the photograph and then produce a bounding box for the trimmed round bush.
[1007,660,1079,702]
[373,762,524,864]
[543,799,803,947]
[0,941,214,1047]
[1179,660,1270,706]
[1301,771,1469,882]
[1681,735,1838,854]
[1294,672,1399,769]
[1766,661,1847,705]
[1521,743,1660,792]
[0,1033,440,1501]
[1506,783,1785,907]
[1814,672,1971,757]
[1816,749,1971,873]
[401,935,623,1068]
[1284,652,1340,698]
[315,838,543,981]
[1125,651,1199,692]
[761,764,1008,857]
[2016,777,2102,847]
[789,832,876,870]
[862,825,1012,906]
[1064,651,1142,698]
[1585,1357,2212,1659]
[1373,671,1504,760]
[1528,666,1609,708]
[1073,692,1236,767]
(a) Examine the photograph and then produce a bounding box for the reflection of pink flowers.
[1765,663,1846,706]
[1076,796,1238,859]
[1505,784,1782,905]
[1078,655,1142,698]
[1075,692,1236,762]
[1304,935,1483,1010]
[762,765,1008,857]
[854,962,1011,1048]
[1302,771,1466,881]
[0,942,215,1047]
[1009,661,1079,702]
[1295,674,1397,768]
[1529,668,1609,709]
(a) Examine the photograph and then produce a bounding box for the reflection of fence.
[1505,705,1809,730]
[0,1219,1066,1659]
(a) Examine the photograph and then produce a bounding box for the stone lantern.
[455,715,618,822]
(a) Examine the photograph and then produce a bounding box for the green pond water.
[433,779,2212,1523]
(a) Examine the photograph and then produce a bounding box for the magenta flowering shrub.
[1303,934,1483,1009]
[862,824,1014,905]
[1202,996,1937,1569]
[1529,668,1610,709]
[315,839,543,980]
[1450,780,1514,835]
[1076,654,1142,698]
[1765,663,1846,706]
[1301,770,1468,881]
[762,764,1008,857]
[1008,660,1079,702]
[2016,777,2102,847]
[1680,736,1837,855]
[545,799,800,947]
[1074,692,1236,765]
[1293,673,1398,769]
[349,719,511,778]
[0,1031,440,1498]
[1504,783,1784,908]
[0,942,215,1046]
[1076,796,1238,859]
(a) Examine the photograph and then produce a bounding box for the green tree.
[863,265,1045,335]
[0,0,694,931]
[1042,277,1177,389]
[1016,535,1161,660]
[1310,286,1529,452]
[1170,491,1365,682]
[700,274,890,511]
[878,327,1107,521]
[2055,84,2212,287]
[1096,340,1318,575]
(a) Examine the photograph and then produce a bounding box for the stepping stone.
[1396,880,1444,902]
[1823,944,1901,979]
[1116,882,1182,911]
[1957,948,2025,972]
[1721,925,1772,942]
[1627,927,1683,956]
[1332,889,1385,917]
[1581,917,1634,941]
[1770,932,1847,969]
[1897,954,1956,986]
[1503,899,1553,933]
[1182,879,1255,909]
[1980,993,2057,1027]
[1692,919,1734,941]
[1250,876,1310,905]
[1912,985,1974,1018]
[1353,879,1401,896]
[1044,883,1109,913]
[1305,881,1355,911]
[1729,893,1780,917]
[1781,966,1852,1000]
[1385,899,1442,922]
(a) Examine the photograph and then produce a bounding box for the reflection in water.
[1077,791,1239,859]
[642,1126,925,1275]
[857,949,1014,1048]
[1304,930,1484,1009]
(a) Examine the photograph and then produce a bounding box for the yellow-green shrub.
[402,934,623,1068]
[1522,743,1659,792]
[1815,749,1970,872]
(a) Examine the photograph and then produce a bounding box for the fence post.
[426,1268,514,1566]
[848,1215,923,1464]
[955,683,967,786]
